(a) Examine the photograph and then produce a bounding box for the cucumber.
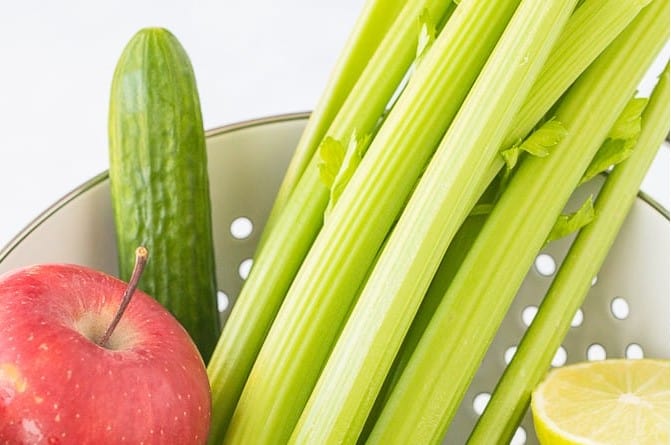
[108,27,220,362]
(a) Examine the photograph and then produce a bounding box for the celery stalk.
[259,0,405,238]
[221,2,525,444]
[362,2,652,435]
[467,61,670,444]
[359,199,490,443]
[474,0,656,198]
[390,0,656,394]
[475,0,656,201]
[505,0,654,146]
[206,1,456,440]
[367,2,668,443]
[289,0,580,443]
[317,0,457,217]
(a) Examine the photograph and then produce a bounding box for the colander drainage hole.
[586,343,607,361]
[570,308,584,327]
[217,290,230,312]
[230,216,254,239]
[551,346,567,367]
[521,305,537,326]
[610,296,630,320]
[504,346,517,364]
[239,258,253,280]
[472,392,490,415]
[534,253,556,276]
[625,343,644,359]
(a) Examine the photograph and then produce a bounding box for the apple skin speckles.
[0,263,211,444]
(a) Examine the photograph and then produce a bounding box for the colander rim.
[1,111,667,263]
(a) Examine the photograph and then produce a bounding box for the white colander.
[1,113,668,444]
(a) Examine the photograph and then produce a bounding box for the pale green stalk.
[290,0,579,443]
[479,0,652,203]
[477,0,655,197]
[467,61,670,444]
[359,198,491,443]
[206,1,455,441]
[361,1,652,435]
[259,0,405,240]
[367,3,668,443]
[505,0,653,146]
[221,1,525,444]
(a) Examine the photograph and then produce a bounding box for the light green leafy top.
[471,118,567,216]
[549,96,648,241]
[581,97,648,183]
[501,118,567,172]
[317,136,345,188]
[545,196,595,244]
[608,97,648,140]
[318,131,372,219]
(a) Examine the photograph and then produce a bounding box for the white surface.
[0,0,364,247]
[0,2,668,248]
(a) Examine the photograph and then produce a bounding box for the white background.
[0,0,365,247]
[0,1,668,248]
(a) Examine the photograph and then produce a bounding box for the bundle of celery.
[206,0,668,444]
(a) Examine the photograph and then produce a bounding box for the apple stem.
[98,246,149,347]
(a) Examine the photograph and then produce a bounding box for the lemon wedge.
[531,358,669,445]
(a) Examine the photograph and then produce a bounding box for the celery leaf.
[498,119,567,205]
[500,118,566,171]
[317,136,346,188]
[580,138,634,184]
[546,196,595,244]
[580,97,647,184]
[324,131,372,218]
[520,118,567,156]
[500,142,523,172]
[608,97,648,141]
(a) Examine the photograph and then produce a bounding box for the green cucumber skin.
[108,27,220,362]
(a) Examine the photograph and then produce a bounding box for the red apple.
[0,252,211,444]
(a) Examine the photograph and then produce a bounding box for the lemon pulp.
[531,359,669,445]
